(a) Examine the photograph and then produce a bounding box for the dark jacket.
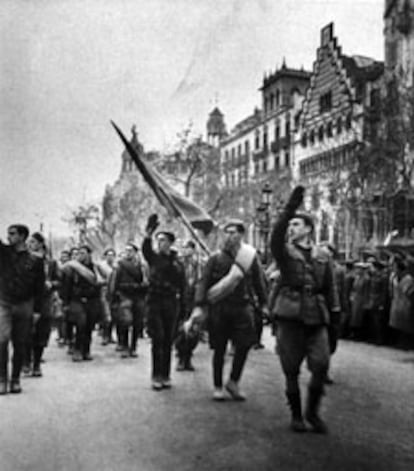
[142,237,186,312]
[0,242,45,311]
[270,211,339,325]
[194,248,268,308]
[113,259,147,297]
[61,262,100,304]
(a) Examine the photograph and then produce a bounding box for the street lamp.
[255,183,273,264]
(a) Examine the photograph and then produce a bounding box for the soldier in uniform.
[0,225,45,394]
[112,243,146,358]
[142,215,186,391]
[185,219,268,401]
[61,245,101,362]
[24,232,61,377]
[270,187,339,434]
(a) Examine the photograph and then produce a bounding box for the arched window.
[318,125,324,142]
[337,117,342,135]
[310,129,315,145]
[327,121,333,137]
[301,133,307,147]
[276,89,280,106]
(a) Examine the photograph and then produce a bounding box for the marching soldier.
[0,225,45,394]
[112,243,147,358]
[270,187,339,434]
[185,219,268,401]
[61,245,101,362]
[142,215,186,391]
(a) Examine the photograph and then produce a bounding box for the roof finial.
[282,57,287,69]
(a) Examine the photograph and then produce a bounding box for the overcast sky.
[0,0,384,237]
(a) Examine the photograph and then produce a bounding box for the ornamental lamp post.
[255,183,273,265]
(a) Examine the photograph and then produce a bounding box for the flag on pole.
[111,121,214,253]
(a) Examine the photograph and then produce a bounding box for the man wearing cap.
[186,218,268,401]
[270,187,339,434]
[142,215,186,390]
[61,245,101,362]
[0,224,45,394]
[111,243,146,358]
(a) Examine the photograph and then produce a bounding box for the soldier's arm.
[142,236,155,265]
[270,186,305,264]
[251,256,268,308]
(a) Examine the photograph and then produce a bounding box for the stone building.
[293,23,384,255]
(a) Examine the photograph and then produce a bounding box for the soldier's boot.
[176,358,185,371]
[286,391,307,433]
[9,378,22,394]
[0,377,7,395]
[305,387,328,434]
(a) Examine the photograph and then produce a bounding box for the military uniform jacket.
[270,211,339,325]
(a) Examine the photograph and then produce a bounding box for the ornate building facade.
[293,23,384,254]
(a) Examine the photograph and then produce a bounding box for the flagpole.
[111,121,211,256]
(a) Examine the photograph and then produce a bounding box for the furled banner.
[111,121,214,253]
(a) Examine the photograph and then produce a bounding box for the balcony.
[270,135,291,153]
[252,149,267,162]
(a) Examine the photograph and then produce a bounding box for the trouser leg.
[229,345,249,383]
[160,303,178,380]
[11,302,33,379]
[213,339,227,388]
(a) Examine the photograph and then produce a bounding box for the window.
[263,126,268,149]
[301,133,307,147]
[231,148,235,166]
[275,123,280,142]
[244,140,249,156]
[285,120,290,138]
[320,91,332,113]
[255,131,260,150]
[263,159,268,173]
[327,121,333,137]
[337,117,342,135]
[274,155,280,170]
[310,130,315,145]
[318,125,324,142]
[276,89,280,106]
[238,144,242,156]
[285,151,290,167]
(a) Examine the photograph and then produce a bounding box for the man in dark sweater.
[0,224,45,394]
[61,245,101,362]
[142,215,186,391]
[112,243,146,358]
[270,187,339,434]
[187,219,268,401]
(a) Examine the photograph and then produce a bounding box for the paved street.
[1,328,414,471]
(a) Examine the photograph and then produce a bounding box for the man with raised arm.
[270,186,339,434]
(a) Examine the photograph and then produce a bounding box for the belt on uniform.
[288,286,322,296]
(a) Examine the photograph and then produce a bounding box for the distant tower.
[121,125,144,175]
[207,107,227,147]
[384,0,414,86]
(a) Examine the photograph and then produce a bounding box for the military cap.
[156,231,176,243]
[223,218,245,234]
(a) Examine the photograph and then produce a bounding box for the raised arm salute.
[270,186,339,434]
